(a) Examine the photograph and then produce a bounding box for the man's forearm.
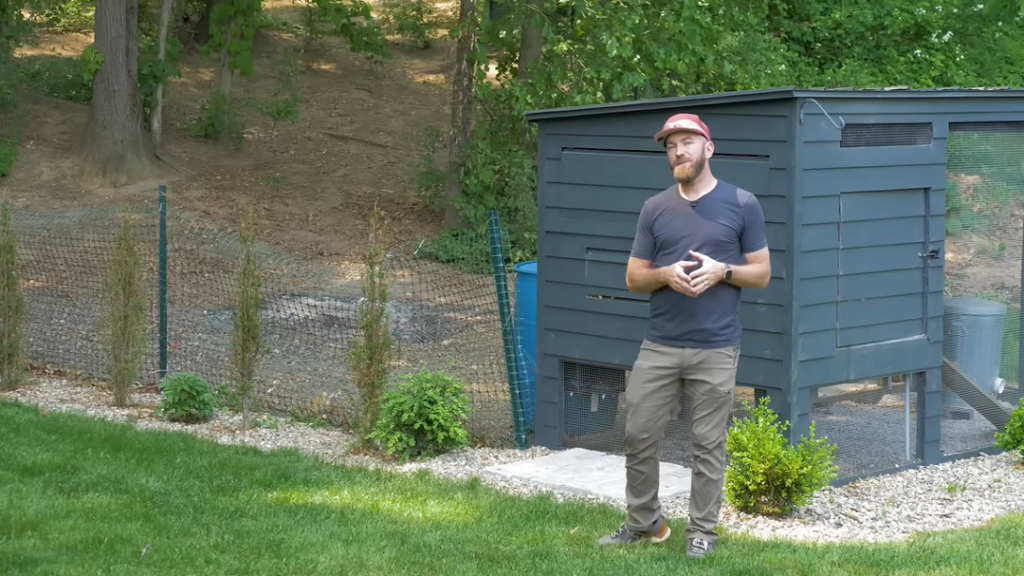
[626,265,667,293]
[724,261,770,289]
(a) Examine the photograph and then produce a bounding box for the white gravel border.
[4,378,1024,545]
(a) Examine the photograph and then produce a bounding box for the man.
[596,113,770,558]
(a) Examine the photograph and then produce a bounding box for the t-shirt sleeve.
[630,201,656,261]
[740,192,769,255]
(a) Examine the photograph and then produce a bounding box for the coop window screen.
[839,122,933,148]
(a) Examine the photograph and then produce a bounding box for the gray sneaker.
[687,537,715,558]
[596,519,671,546]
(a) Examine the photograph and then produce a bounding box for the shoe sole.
[647,525,671,543]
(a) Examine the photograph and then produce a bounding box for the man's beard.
[673,152,706,184]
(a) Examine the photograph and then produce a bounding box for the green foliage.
[23,0,94,31]
[348,204,395,440]
[1,0,26,81]
[99,208,148,408]
[414,0,1024,272]
[229,210,265,429]
[292,0,390,59]
[995,397,1024,464]
[380,0,436,49]
[206,0,263,80]
[15,54,93,102]
[414,227,492,276]
[411,125,448,213]
[0,200,27,390]
[155,372,218,424]
[368,369,473,461]
[725,397,839,517]
[137,30,183,128]
[79,43,103,84]
[0,103,21,177]
[255,47,302,149]
[188,91,244,145]
[766,0,1024,89]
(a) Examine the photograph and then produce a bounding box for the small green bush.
[369,369,473,461]
[349,204,394,442]
[155,372,217,424]
[724,396,838,517]
[995,397,1024,465]
[0,200,27,390]
[99,208,147,407]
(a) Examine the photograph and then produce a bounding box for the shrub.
[724,396,838,516]
[349,203,394,441]
[229,209,265,429]
[99,208,147,407]
[369,369,473,461]
[0,200,27,390]
[995,397,1024,465]
[155,372,217,424]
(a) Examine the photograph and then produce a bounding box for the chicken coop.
[522,87,1024,480]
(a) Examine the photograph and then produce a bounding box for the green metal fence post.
[158,184,168,380]
[487,210,528,450]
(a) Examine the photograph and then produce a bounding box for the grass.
[2,400,1024,575]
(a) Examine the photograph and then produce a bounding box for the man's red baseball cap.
[654,113,711,146]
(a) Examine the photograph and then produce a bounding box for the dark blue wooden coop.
[521,87,1024,480]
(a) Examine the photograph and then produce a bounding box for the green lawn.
[2,400,1023,576]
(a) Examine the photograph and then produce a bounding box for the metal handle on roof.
[799,98,846,129]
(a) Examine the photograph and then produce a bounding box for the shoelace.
[691,538,710,551]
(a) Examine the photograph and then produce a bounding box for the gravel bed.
[4,378,1024,546]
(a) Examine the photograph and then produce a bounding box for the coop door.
[836,188,933,348]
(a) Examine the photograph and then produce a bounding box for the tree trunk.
[444,0,478,228]
[150,0,175,149]
[215,41,233,94]
[517,0,544,80]
[83,0,159,187]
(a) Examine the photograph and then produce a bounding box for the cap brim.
[654,127,708,145]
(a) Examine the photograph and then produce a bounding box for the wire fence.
[941,121,1024,456]
[10,198,533,449]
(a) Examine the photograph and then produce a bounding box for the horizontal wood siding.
[541,102,793,141]
[536,108,795,394]
[793,106,947,387]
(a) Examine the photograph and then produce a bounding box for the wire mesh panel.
[839,122,934,148]
[14,204,162,381]
[10,202,519,447]
[809,377,920,479]
[943,122,1024,456]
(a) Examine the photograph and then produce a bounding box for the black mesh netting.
[11,202,521,447]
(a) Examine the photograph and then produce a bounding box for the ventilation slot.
[840,123,933,148]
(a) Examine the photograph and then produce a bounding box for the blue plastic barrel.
[513,261,538,429]
[943,297,1007,410]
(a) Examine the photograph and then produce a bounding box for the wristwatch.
[724,264,733,282]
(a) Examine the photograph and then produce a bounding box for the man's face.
[665,131,711,184]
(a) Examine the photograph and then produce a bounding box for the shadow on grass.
[1,400,1023,576]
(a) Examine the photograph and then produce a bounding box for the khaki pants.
[623,339,739,543]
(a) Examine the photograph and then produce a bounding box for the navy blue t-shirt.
[629,180,768,349]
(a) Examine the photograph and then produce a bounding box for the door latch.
[919,249,940,260]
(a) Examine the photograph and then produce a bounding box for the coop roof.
[523,86,1024,122]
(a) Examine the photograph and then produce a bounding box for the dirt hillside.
[0,1,459,265]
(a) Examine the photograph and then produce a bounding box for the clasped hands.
[663,250,726,297]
